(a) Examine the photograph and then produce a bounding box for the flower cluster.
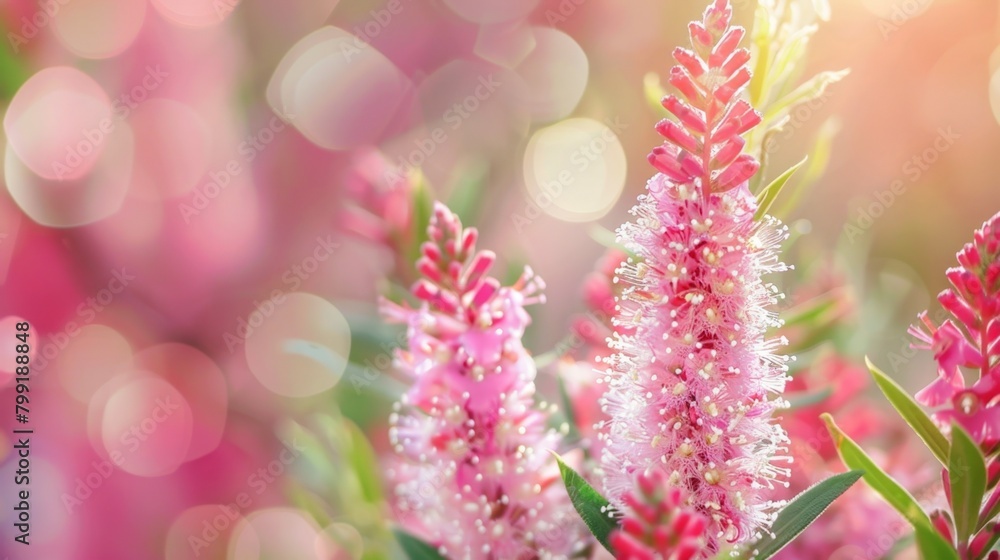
[911,211,1000,448]
[384,203,585,559]
[610,468,711,560]
[601,0,792,549]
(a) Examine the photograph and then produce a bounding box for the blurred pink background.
[0,0,997,558]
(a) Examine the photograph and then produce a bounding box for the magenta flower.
[911,211,1000,448]
[600,0,792,549]
[384,203,585,559]
[610,469,711,560]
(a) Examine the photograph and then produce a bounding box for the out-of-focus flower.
[340,148,423,280]
[600,0,792,550]
[775,356,911,559]
[384,202,585,559]
[610,469,711,560]
[911,211,1000,448]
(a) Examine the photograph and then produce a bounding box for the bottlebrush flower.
[384,203,586,559]
[610,468,711,560]
[911,211,1000,448]
[600,0,792,550]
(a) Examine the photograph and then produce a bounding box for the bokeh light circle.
[4,66,112,180]
[166,505,244,560]
[441,0,539,25]
[55,324,132,403]
[267,26,411,150]
[523,117,627,222]
[227,508,336,560]
[516,28,589,123]
[52,0,147,59]
[100,376,194,477]
[133,343,228,461]
[5,122,134,227]
[151,0,240,28]
[244,292,351,398]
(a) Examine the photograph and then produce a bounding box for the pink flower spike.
[657,120,702,153]
[670,67,703,103]
[604,2,789,549]
[713,67,751,104]
[709,26,745,67]
[649,147,696,183]
[673,48,707,78]
[386,203,585,559]
[689,22,712,48]
[913,211,1000,448]
[721,49,752,78]
[662,95,707,133]
[715,154,759,191]
[610,470,712,560]
[711,136,745,168]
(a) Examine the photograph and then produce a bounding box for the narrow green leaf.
[773,117,841,219]
[949,422,987,547]
[763,68,850,123]
[754,156,807,220]
[784,387,833,411]
[556,373,583,444]
[393,528,446,560]
[821,413,935,530]
[779,290,840,328]
[406,172,435,266]
[554,453,618,553]
[914,525,960,560]
[867,357,950,467]
[343,419,385,505]
[445,160,488,225]
[750,470,864,559]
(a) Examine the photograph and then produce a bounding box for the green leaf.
[406,172,435,265]
[445,160,488,225]
[393,528,446,560]
[821,413,935,530]
[556,373,583,444]
[754,156,807,220]
[764,68,850,122]
[867,357,950,467]
[554,453,618,553]
[750,470,864,559]
[342,418,385,505]
[914,524,960,560]
[773,117,841,219]
[779,290,841,328]
[784,387,833,411]
[949,422,987,547]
